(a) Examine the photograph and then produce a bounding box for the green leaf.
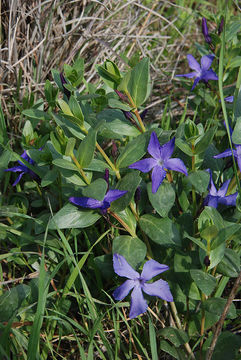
[111,171,141,212]
[22,108,51,121]
[127,58,151,107]
[113,208,137,235]
[195,126,217,154]
[69,96,84,126]
[58,99,83,128]
[108,98,132,111]
[212,331,241,360]
[190,269,216,296]
[0,284,31,321]
[65,137,76,156]
[159,327,189,347]
[77,128,97,168]
[202,298,236,319]
[96,60,121,89]
[232,116,241,144]
[41,169,58,187]
[23,120,34,140]
[97,108,140,138]
[159,340,181,359]
[82,179,107,201]
[112,236,146,269]
[228,56,241,68]
[175,138,193,156]
[188,170,210,194]
[198,206,224,233]
[216,248,240,277]
[139,214,181,247]
[147,182,175,217]
[116,129,162,168]
[49,203,101,229]
[52,158,78,171]
[225,21,241,42]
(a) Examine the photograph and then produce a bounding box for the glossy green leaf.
[188,170,210,194]
[159,327,189,347]
[139,214,181,247]
[202,298,236,319]
[77,128,97,168]
[22,108,51,121]
[198,206,224,233]
[212,332,241,360]
[69,96,84,126]
[190,269,216,296]
[65,137,76,156]
[147,182,175,217]
[112,235,146,269]
[195,126,217,154]
[49,203,101,229]
[111,171,141,212]
[41,169,58,187]
[216,248,240,277]
[175,138,193,156]
[116,129,162,168]
[112,208,137,235]
[127,58,150,107]
[82,179,107,201]
[52,158,77,171]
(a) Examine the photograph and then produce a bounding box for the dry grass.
[0,0,199,119]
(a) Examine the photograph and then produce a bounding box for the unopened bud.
[218,17,224,35]
[134,187,141,205]
[60,72,71,99]
[111,142,118,160]
[202,18,212,44]
[204,256,210,267]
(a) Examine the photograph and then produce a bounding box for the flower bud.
[202,18,212,44]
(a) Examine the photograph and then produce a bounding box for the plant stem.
[95,142,121,180]
[125,91,146,133]
[71,154,90,184]
[108,210,136,237]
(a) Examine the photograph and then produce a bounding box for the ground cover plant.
[0,1,241,359]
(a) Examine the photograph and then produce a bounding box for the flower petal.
[12,172,24,186]
[217,179,231,197]
[218,193,238,206]
[205,195,219,208]
[187,54,201,73]
[213,149,235,159]
[164,158,188,175]
[191,77,201,90]
[201,54,215,70]
[129,285,148,319]
[160,138,175,161]
[147,132,162,159]
[141,260,169,281]
[224,95,234,103]
[5,165,25,173]
[202,69,218,81]
[113,253,140,279]
[151,165,166,193]
[112,279,135,301]
[104,189,128,203]
[142,279,173,302]
[129,158,156,173]
[237,152,241,172]
[176,72,198,79]
[69,196,103,209]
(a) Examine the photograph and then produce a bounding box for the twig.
[205,271,241,360]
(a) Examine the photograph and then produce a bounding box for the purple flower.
[69,189,127,214]
[202,18,212,44]
[129,132,188,193]
[224,95,234,103]
[214,124,241,172]
[112,253,173,319]
[204,171,237,208]
[5,150,38,186]
[176,54,218,90]
[60,72,71,99]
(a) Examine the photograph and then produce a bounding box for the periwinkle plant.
[3,13,241,359]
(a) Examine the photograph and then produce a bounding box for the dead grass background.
[0,0,200,122]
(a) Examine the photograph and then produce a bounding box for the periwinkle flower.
[204,171,237,208]
[202,18,212,44]
[69,189,127,214]
[214,124,241,172]
[5,150,38,186]
[129,132,188,193]
[176,54,218,90]
[113,253,173,319]
[224,95,234,103]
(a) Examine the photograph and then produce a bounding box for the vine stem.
[125,91,146,133]
[95,142,121,180]
[108,210,136,237]
[71,154,90,184]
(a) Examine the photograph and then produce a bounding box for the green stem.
[125,91,146,133]
[109,210,136,237]
[191,144,197,220]
[71,154,90,184]
[96,142,121,180]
